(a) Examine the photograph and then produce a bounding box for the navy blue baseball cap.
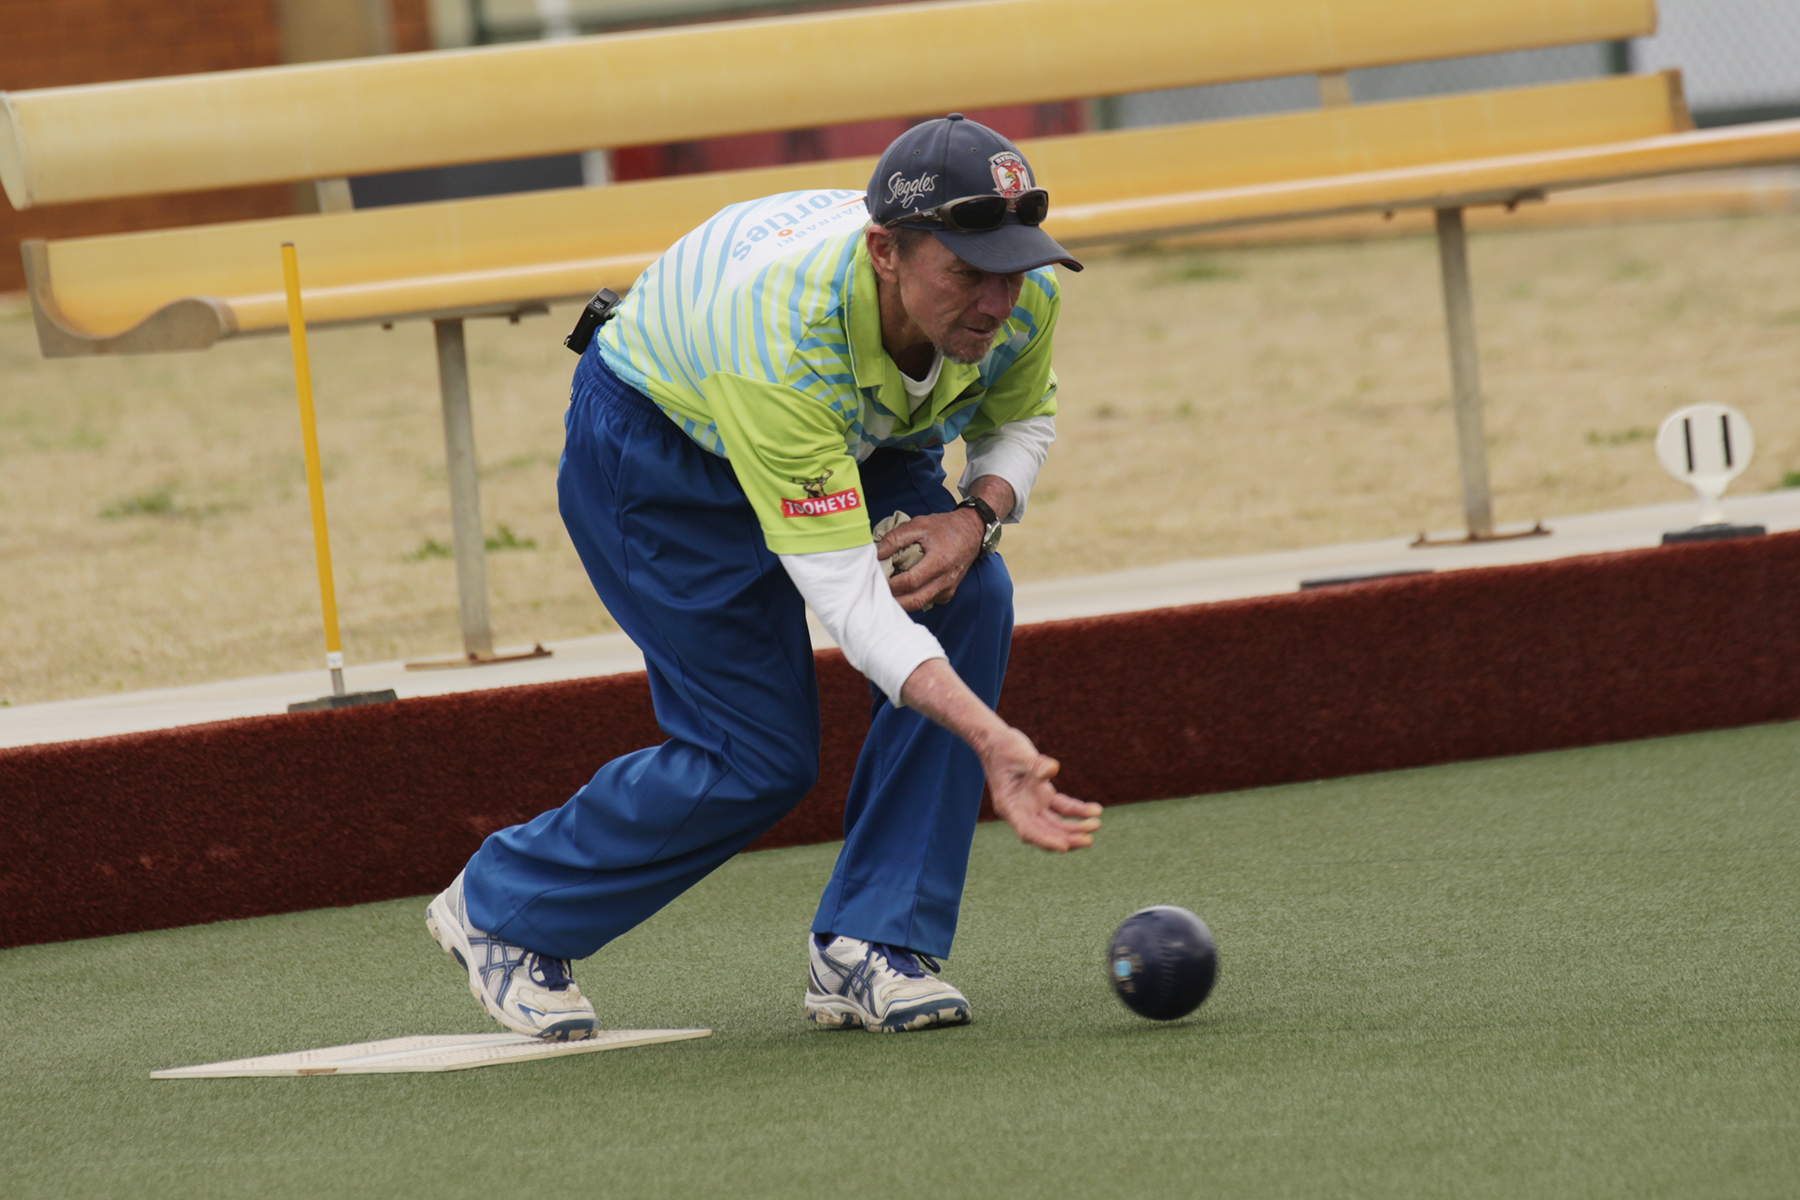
[867,114,1083,274]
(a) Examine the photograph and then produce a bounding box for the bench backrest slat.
[2,0,1655,209]
[33,74,1684,342]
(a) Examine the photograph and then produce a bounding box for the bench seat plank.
[1052,118,1800,244]
[1032,72,1688,204]
[24,159,869,350]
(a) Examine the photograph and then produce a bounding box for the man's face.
[876,231,1025,365]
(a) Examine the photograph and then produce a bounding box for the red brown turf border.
[3,531,1797,949]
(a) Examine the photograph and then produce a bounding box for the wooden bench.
[6,0,1800,648]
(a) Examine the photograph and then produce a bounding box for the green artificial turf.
[3,722,1796,1198]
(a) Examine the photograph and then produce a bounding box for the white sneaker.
[425,871,598,1041]
[804,934,972,1033]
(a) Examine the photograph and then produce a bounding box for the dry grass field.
[4,212,1799,706]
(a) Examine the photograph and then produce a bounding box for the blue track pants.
[461,354,1013,960]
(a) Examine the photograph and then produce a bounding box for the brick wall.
[612,104,1089,182]
[0,0,284,91]
[0,0,430,296]
[390,0,430,58]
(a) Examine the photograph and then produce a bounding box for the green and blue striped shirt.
[597,189,1061,554]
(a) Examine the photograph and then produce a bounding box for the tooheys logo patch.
[781,489,862,518]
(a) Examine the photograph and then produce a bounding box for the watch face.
[981,522,1002,554]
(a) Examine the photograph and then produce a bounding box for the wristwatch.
[956,495,1003,556]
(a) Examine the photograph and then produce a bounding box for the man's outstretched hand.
[901,651,1102,854]
[977,725,1103,852]
[888,487,1101,855]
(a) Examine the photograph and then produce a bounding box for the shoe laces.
[527,953,577,992]
[869,942,942,979]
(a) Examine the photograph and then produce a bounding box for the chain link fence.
[1112,0,1800,129]
[1112,45,1616,128]
[1632,0,1800,125]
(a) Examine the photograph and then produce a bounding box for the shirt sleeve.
[778,543,945,707]
[960,414,1055,522]
[698,371,872,555]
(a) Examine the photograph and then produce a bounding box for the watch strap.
[956,495,997,528]
[956,495,1003,555]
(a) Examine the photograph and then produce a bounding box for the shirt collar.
[847,238,918,422]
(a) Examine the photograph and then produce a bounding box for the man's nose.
[975,273,1016,318]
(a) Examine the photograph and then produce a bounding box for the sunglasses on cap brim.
[892,188,1049,233]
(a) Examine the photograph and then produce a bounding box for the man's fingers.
[1048,793,1102,819]
[1019,822,1094,852]
[881,510,979,586]
[887,569,934,600]
[889,556,966,610]
[1017,819,1096,853]
[879,523,929,553]
[1003,794,1101,852]
[891,571,956,607]
[1043,812,1101,836]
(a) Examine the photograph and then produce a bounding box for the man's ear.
[866,226,902,283]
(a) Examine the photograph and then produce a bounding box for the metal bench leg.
[1433,206,1496,540]
[433,317,496,659]
[405,317,553,670]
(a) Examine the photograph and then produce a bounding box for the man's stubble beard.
[936,331,998,366]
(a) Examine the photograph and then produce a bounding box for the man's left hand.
[878,507,984,612]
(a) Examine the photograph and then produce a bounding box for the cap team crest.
[989,151,1031,197]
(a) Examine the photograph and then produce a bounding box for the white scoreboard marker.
[151,1029,711,1079]
[1655,403,1754,528]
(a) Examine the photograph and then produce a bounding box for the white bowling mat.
[152,1029,712,1078]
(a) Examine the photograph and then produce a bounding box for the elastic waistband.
[575,349,670,432]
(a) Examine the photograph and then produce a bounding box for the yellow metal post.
[280,241,346,697]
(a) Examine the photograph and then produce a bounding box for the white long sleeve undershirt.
[959,414,1056,521]
[778,543,944,706]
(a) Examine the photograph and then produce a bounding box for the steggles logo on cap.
[885,172,939,210]
[988,152,1031,198]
